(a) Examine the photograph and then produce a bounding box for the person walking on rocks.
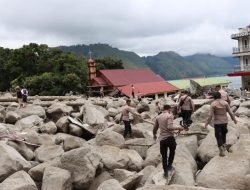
[15,86,23,108]
[204,92,237,157]
[153,104,184,177]
[215,85,230,104]
[120,99,141,138]
[177,90,194,130]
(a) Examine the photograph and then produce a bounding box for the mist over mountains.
[59,44,238,80]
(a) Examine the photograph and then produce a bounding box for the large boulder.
[138,165,157,187]
[41,166,72,190]
[56,116,69,133]
[197,126,239,163]
[28,157,61,182]
[120,172,143,190]
[97,145,143,171]
[39,121,57,134]
[143,143,161,167]
[196,154,250,190]
[125,138,153,159]
[15,115,43,129]
[191,105,210,124]
[88,171,113,190]
[47,102,73,122]
[60,146,102,189]
[55,133,86,151]
[5,111,21,124]
[97,179,125,190]
[106,99,126,109]
[83,103,107,125]
[113,169,136,182]
[17,105,46,119]
[7,141,34,161]
[176,135,198,158]
[0,142,31,182]
[230,99,241,107]
[34,145,64,162]
[108,107,119,117]
[136,102,150,113]
[96,129,125,148]
[68,123,83,137]
[235,106,250,117]
[0,171,37,190]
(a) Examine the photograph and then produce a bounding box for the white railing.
[233,46,250,54]
[234,65,250,72]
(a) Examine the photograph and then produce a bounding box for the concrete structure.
[228,25,250,89]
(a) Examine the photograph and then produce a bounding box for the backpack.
[22,89,28,96]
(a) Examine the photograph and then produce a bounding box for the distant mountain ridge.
[58,44,238,80]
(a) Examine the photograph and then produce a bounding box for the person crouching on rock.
[120,99,141,138]
[204,92,237,157]
[153,104,184,178]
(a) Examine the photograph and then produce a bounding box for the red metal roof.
[99,68,164,87]
[228,71,250,76]
[118,81,178,97]
[92,77,108,86]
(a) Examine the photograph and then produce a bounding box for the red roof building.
[88,59,178,98]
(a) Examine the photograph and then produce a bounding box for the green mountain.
[58,44,237,80]
[143,52,204,80]
[185,54,235,77]
[59,44,146,68]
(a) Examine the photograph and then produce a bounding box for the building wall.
[242,76,250,90]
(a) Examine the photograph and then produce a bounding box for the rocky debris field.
[0,95,249,190]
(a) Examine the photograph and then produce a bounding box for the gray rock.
[15,115,43,129]
[196,154,250,190]
[0,142,31,182]
[41,166,72,190]
[143,143,161,167]
[96,129,125,148]
[5,111,21,124]
[39,121,57,134]
[55,133,86,151]
[235,106,250,117]
[56,116,69,133]
[191,105,210,124]
[17,105,46,119]
[136,102,150,113]
[47,102,73,122]
[88,171,113,190]
[108,107,119,117]
[83,102,106,125]
[113,169,135,182]
[7,141,34,161]
[138,165,157,187]
[120,173,143,190]
[69,123,83,137]
[61,146,102,189]
[0,170,37,190]
[97,179,125,190]
[34,145,64,162]
[28,157,61,182]
[230,99,241,107]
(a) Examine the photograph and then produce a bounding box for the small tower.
[87,51,96,85]
[228,25,250,89]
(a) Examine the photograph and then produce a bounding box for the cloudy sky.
[0,0,250,56]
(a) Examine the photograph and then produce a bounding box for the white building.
[228,25,250,89]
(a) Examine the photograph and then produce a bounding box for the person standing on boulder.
[153,104,184,177]
[120,99,141,138]
[21,86,28,107]
[177,90,194,130]
[131,84,135,99]
[204,92,237,157]
[15,86,23,108]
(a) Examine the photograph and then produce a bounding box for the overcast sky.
[0,0,250,56]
